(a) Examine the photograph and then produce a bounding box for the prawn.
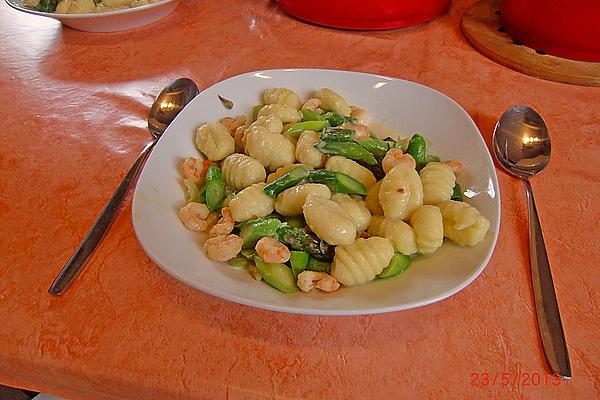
[382,149,416,173]
[219,115,248,135]
[350,106,368,125]
[233,125,246,153]
[301,98,321,112]
[255,237,291,264]
[341,123,370,140]
[297,271,340,293]
[179,202,218,232]
[181,157,210,184]
[247,264,263,281]
[445,159,463,174]
[209,207,235,237]
[204,234,243,262]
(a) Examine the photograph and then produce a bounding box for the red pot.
[276,0,451,30]
[500,0,600,62]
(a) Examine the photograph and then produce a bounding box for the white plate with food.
[5,0,180,32]
[132,69,500,315]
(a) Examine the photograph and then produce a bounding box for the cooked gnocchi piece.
[296,130,326,168]
[438,200,490,246]
[325,156,376,188]
[420,162,456,205]
[379,164,423,220]
[244,127,296,171]
[303,195,356,246]
[331,237,394,286]
[368,216,418,255]
[330,193,372,232]
[221,153,266,190]
[229,183,274,222]
[314,88,351,116]
[275,183,331,216]
[263,88,303,110]
[409,205,444,254]
[195,122,235,161]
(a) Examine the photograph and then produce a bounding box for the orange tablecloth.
[1,1,599,399]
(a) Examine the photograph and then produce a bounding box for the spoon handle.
[48,140,157,296]
[522,178,571,379]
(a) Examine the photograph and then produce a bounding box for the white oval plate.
[132,69,501,315]
[5,0,180,32]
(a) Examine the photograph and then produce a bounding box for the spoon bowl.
[148,78,199,138]
[493,105,571,379]
[493,105,551,178]
[49,78,199,296]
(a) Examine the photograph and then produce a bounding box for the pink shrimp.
[382,149,416,173]
[255,237,291,264]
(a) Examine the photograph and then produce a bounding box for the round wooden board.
[461,0,600,87]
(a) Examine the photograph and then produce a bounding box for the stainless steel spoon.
[49,78,199,296]
[493,105,571,379]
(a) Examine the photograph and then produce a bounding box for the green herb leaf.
[218,95,234,110]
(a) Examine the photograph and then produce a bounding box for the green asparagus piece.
[301,109,326,122]
[227,255,249,269]
[306,257,331,273]
[240,249,256,259]
[32,0,59,12]
[276,226,334,261]
[238,217,282,250]
[282,215,305,228]
[378,253,412,278]
[320,127,355,141]
[285,121,329,135]
[356,137,398,160]
[254,257,298,293]
[307,170,368,195]
[252,104,263,121]
[451,183,463,201]
[407,133,428,170]
[263,166,310,197]
[204,164,226,211]
[314,140,378,166]
[289,251,309,278]
[322,112,356,127]
[199,182,207,204]
[183,178,200,203]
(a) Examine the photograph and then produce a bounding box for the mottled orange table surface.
[1,1,599,399]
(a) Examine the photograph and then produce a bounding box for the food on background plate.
[177,87,491,294]
[23,0,161,13]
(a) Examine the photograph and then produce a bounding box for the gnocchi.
[195,122,235,161]
[263,88,302,110]
[330,193,372,232]
[379,164,423,221]
[409,205,444,254]
[245,127,296,170]
[325,156,376,188]
[221,153,266,190]
[296,130,326,168]
[331,237,394,286]
[229,183,274,222]
[438,200,490,246]
[314,88,351,116]
[275,183,331,216]
[368,216,418,255]
[420,162,456,205]
[303,195,356,245]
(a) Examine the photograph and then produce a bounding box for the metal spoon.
[49,78,199,296]
[493,105,571,379]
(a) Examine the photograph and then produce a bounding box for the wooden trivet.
[461,0,600,87]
